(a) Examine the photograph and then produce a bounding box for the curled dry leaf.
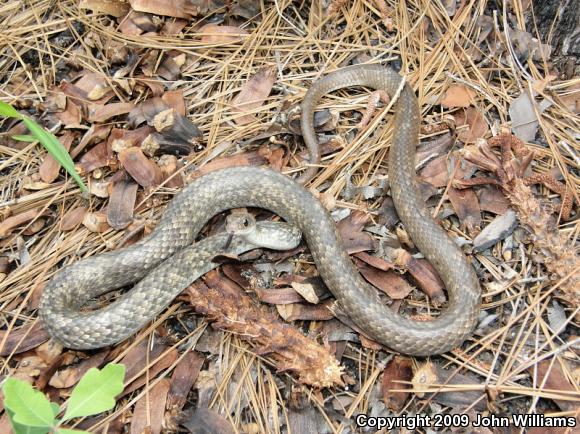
[77,141,113,174]
[473,209,517,252]
[199,24,249,44]
[0,208,46,237]
[118,146,163,187]
[232,67,276,125]
[382,356,413,411]
[107,180,138,230]
[440,85,476,108]
[60,206,87,231]
[49,350,109,389]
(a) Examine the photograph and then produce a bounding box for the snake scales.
[40,64,481,355]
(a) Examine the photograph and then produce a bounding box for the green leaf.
[63,364,125,421]
[2,378,56,432]
[21,117,88,193]
[0,101,22,118]
[11,134,37,142]
[51,403,61,417]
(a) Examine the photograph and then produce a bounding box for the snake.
[39,64,481,355]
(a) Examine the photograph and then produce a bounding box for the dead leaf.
[130,378,170,434]
[509,91,551,141]
[60,207,87,231]
[447,186,482,233]
[394,249,446,306]
[39,131,75,184]
[167,352,204,411]
[130,0,196,19]
[440,85,476,108]
[382,356,413,411]
[199,24,249,44]
[336,211,375,254]
[0,322,49,356]
[0,208,46,238]
[232,67,276,125]
[49,351,109,389]
[455,107,489,143]
[88,101,135,122]
[79,0,130,17]
[118,146,163,187]
[476,186,510,215]
[181,408,235,434]
[107,180,138,230]
[357,263,413,300]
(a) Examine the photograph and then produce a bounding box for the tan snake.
[39,64,481,355]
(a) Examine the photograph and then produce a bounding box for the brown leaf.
[130,0,196,19]
[394,249,446,306]
[0,322,50,356]
[353,251,394,271]
[79,0,130,16]
[167,352,204,411]
[187,149,267,180]
[357,264,413,300]
[121,342,178,397]
[419,154,449,187]
[118,146,163,187]
[71,124,112,159]
[87,101,135,123]
[232,67,276,125]
[60,207,87,231]
[77,141,113,174]
[0,208,46,238]
[382,356,413,411]
[39,132,75,184]
[55,99,82,127]
[440,85,476,108]
[447,186,481,233]
[181,408,235,434]
[412,362,487,411]
[532,359,578,412]
[476,186,510,214]
[455,107,489,143]
[75,72,113,101]
[49,351,109,389]
[336,211,375,254]
[107,180,138,230]
[199,24,249,44]
[130,378,171,434]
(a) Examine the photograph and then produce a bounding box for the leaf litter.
[0,0,578,433]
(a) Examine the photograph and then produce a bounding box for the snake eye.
[242,218,249,227]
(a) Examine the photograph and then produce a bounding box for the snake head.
[225,212,302,251]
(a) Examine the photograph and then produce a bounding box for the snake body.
[40,65,481,355]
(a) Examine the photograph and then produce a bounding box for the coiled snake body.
[40,65,481,355]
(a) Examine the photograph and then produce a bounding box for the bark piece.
[382,356,413,411]
[130,378,170,434]
[473,209,517,252]
[0,322,49,356]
